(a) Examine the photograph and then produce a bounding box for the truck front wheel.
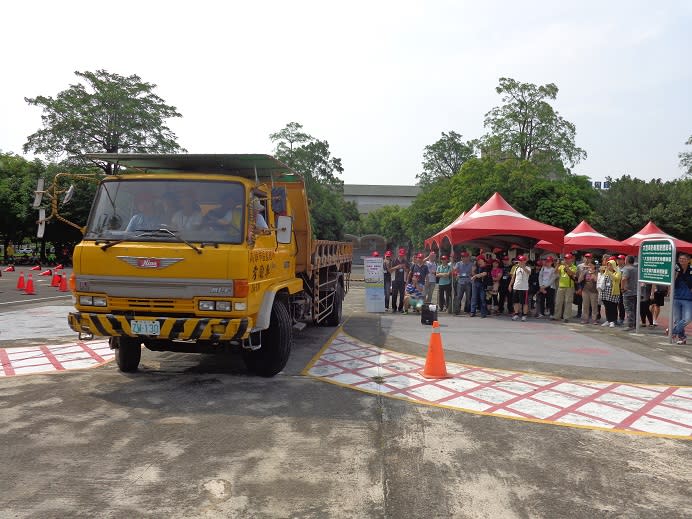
[111,337,142,372]
[242,300,292,377]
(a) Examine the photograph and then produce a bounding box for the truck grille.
[109,297,194,313]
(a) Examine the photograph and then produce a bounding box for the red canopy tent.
[425,203,479,249]
[425,192,564,251]
[621,221,692,255]
[535,220,627,254]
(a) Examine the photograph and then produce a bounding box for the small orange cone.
[24,273,36,295]
[16,271,25,290]
[420,321,450,379]
[40,269,52,276]
[51,271,61,287]
[3,265,14,272]
[54,264,63,270]
[59,273,69,292]
[30,265,41,271]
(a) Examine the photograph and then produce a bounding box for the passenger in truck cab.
[126,192,162,231]
[252,196,269,231]
[170,192,203,230]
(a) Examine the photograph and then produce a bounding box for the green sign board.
[639,240,675,285]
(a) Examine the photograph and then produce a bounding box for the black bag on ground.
[421,303,438,325]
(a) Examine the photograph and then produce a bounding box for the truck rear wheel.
[323,283,343,326]
[242,300,292,377]
[111,336,142,373]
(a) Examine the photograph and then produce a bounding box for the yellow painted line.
[300,316,349,376]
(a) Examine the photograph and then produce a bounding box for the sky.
[1,1,690,186]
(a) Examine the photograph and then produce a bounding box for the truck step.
[292,322,307,331]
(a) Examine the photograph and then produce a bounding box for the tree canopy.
[417,131,477,186]
[483,77,586,169]
[24,69,185,175]
[680,135,692,176]
[270,122,351,240]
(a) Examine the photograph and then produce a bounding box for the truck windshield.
[84,179,246,244]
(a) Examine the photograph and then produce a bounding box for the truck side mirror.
[276,215,292,244]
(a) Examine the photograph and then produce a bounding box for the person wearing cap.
[126,192,162,231]
[554,253,578,322]
[409,252,428,284]
[489,259,503,315]
[600,259,622,328]
[620,255,639,331]
[469,255,491,317]
[509,255,531,321]
[171,192,203,231]
[436,255,452,312]
[389,248,410,313]
[452,251,473,315]
[578,256,599,324]
[383,250,393,312]
[498,256,513,315]
[403,273,425,314]
[422,251,438,304]
[536,256,557,318]
[614,254,627,325]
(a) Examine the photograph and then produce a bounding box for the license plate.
[130,319,160,335]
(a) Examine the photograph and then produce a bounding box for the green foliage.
[270,122,349,240]
[680,135,692,176]
[417,131,477,186]
[483,77,586,168]
[362,205,409,248]
[24,69,185,174]
[595,175,692,241]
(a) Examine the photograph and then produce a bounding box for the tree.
[679,135,692,176]
[0,153,43,248]
[24,70,185,175]
[270,122,348,239]
[483,77,586,168]
[417,131,477,186]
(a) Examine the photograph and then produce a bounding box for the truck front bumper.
[68,312,251,342]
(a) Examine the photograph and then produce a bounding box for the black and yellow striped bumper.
[68,312,251,342]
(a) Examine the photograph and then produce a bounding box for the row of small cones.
[3,264,64,273]
[15,270,69,295]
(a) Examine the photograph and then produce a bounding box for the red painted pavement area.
[0,341,114,377]
[307,334,692,439]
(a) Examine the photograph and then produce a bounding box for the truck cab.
[67,154,351,376]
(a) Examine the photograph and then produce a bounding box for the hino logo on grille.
[117,256,184,269]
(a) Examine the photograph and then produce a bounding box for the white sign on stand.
[364,257,385,312]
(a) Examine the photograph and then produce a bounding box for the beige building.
[343,184,420,215]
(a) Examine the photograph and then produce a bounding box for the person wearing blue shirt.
[670,253,692,345]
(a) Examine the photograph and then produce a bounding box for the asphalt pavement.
[0,273,690,518]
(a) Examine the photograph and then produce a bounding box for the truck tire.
[111,336,142,373]
[242,300,292,377]
[324,283,343,327]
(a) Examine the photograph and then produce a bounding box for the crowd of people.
[375,248,692,345]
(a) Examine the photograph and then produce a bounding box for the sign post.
[638,239,675,340]
[364,256,385,313]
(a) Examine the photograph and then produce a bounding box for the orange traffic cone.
[51,271,61,287]
[40,269,52,276]
[59,273,69,292]
[24,273,36,295]
[3,265,14,272]
[16,271,25,290]
[30,265,41,271]
[54,264,63,270]
[420,321,450,379]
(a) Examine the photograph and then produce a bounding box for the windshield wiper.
[98,228,202,254]
[137,228,203,254]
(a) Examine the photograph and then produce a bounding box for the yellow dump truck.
[67,154,352,376]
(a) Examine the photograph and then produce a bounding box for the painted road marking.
[0,341,114,377]
[305,333,692,440]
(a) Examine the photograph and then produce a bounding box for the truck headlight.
[92,296,107,307]
[79,295,93,306]
[199,300,215,311]
[215,301,231,312]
